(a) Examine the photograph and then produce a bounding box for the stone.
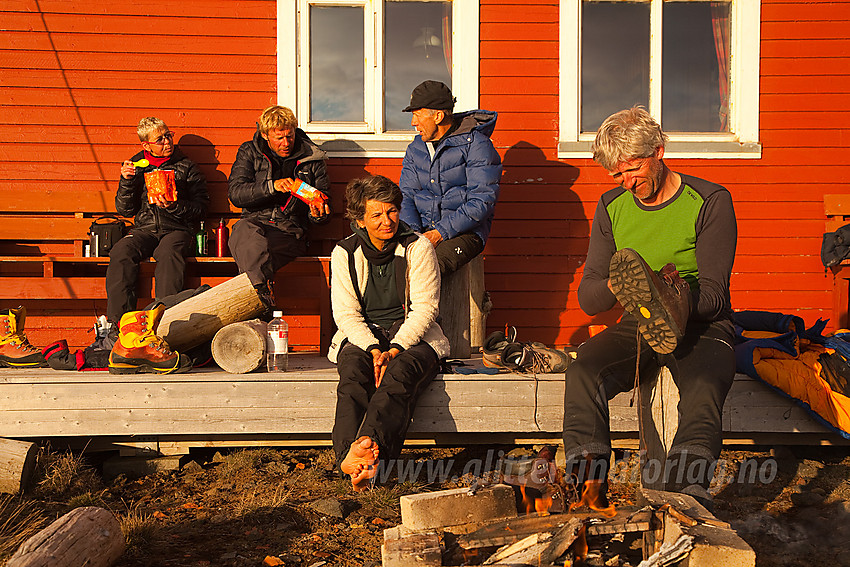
[309,498,345,518]
[790,491,825,507]
[400,484,517,530]
[102,455,182,481]
[182,460,203,474]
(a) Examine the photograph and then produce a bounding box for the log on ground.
[211,319,268,374]
[0,437,38,494]
[6,506,125,567]
[158,273,264,352]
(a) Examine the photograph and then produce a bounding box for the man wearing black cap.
[400,80,501,274]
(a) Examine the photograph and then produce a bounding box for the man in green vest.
[562,106,737,510]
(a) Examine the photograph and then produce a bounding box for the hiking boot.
[501,341,571,374]
[108,304,192,374]
[481,325,517,368]
[609,248,692,355]
[0,307,48,368]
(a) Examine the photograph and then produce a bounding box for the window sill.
[557,140,762,160]
[313,137,413,159]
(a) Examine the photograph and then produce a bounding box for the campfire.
[383,451,756,567]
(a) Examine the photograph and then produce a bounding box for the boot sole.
[609,249,682,355]
[0,359,48,368]
[108,355,192,375]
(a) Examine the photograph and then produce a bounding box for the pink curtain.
[710,2,731,131]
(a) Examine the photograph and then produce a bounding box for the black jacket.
[228,127,330,239]
[115,149,209,234]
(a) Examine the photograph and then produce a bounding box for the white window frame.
[558,0,762,159]
[278,0,479,157]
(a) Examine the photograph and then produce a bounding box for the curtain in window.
[710,2,730,131]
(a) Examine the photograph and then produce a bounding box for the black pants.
[106,228,193,322]
[229,218,307,287]
[434,232,484,275]
[561,315,735,501]
[332,339,440,466]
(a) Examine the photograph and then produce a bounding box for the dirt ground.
[3,443,850,567]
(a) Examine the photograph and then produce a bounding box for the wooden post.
[7,506,125,567]
[0,438,38,495]
[639,366,679,490]
[157,273,264,352]
[211,319,268,374]
[439,255,488,359]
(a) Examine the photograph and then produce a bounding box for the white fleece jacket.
[327,233,450,363]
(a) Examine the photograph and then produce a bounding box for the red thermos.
[216,218,229,257]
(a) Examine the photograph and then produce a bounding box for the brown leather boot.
[609,248,692,355]
[0,307,48,368]
[108,304,191,374]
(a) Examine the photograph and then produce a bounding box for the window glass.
[581,1,649,133]
[662,1,731,132]
[310,5,365,122]
[385,1,452,131]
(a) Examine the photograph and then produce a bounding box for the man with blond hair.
[228,106,330,311]
[562,106,737,510]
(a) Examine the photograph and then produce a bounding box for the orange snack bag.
[290,179,328,208]
[144,169,177,203]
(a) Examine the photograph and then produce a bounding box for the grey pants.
[229,218,306,286]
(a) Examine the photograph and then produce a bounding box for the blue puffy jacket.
[399,110,501,244]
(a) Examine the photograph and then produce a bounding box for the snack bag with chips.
[290,179,328,209]
[144,169,177,204]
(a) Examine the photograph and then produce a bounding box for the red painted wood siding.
[1,0,849,349]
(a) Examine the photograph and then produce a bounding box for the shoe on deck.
[501,341,572,374]
[481,325,517,368]
[608,248,691,355]
[0,306,48,368]
[108,305,192,375]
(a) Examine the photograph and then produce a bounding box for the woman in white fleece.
[328,175,449,491]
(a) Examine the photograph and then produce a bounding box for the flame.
[561,525,588,566]
[568,479,616,518]
[519,484,554,516]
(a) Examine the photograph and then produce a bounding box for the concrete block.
[102,455,183,480]
[400,484,517,530]
[382,526,441,567]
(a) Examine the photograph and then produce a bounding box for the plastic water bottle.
[266,311,289,372]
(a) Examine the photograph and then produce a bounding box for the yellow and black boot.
[0,307,48,368]
[108,304,192,374]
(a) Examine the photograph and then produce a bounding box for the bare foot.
[340,436,380,492]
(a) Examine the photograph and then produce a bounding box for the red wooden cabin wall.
[2,0,849,350]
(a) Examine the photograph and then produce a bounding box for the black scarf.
[351,220,416,265]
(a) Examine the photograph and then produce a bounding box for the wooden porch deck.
[1,355,844,456]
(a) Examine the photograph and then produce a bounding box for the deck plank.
[0,355,841,444]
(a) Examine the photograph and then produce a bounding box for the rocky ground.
[2,444,849,566]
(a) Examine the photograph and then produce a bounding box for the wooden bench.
[824,194,850,330]
[0,189,342,352]
[0,358,844,456]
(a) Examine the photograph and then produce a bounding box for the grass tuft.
[121,509,160,553]
[34,448,101,500]
[0,495,47,560]
[216,448,281,480]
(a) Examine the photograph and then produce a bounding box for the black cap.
[402,80,456,112]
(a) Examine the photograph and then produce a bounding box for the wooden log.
[440,255,487,359]
[211,319,268,374]
[458,507,641,549]
[0,438,38,494]
[6,506,125,567]
[158,273,264,352]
